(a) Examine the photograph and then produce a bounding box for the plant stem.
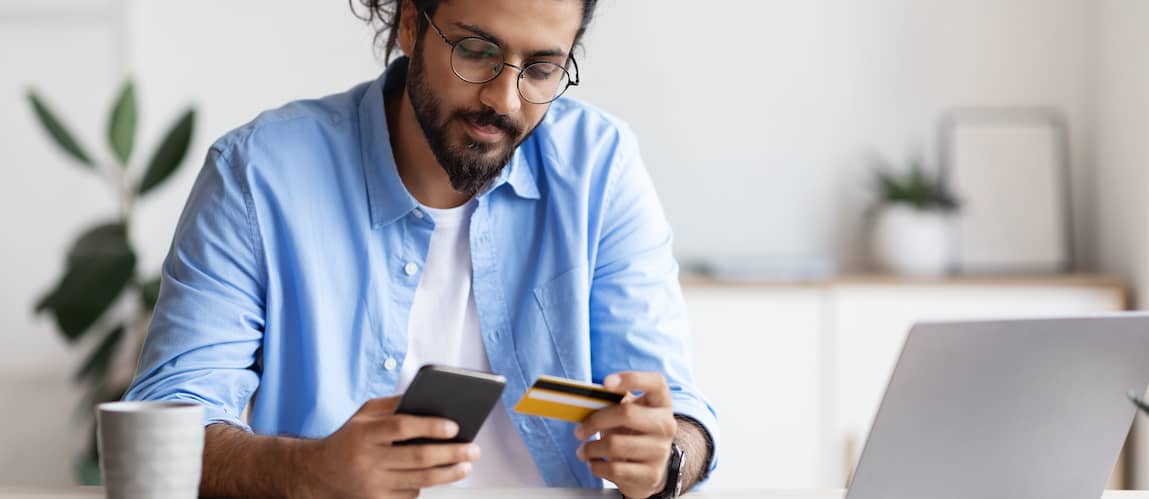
[118,162,134,229]
[112,153,144,385]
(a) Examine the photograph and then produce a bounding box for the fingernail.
[444,422,459,436]
[576,444,586,461]
[459,462,472,473]
[604,374,619,388]
[467,444,481,460]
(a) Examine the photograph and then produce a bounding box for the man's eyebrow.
[454,22,569,59]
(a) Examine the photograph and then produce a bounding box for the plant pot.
[870,205,955,276]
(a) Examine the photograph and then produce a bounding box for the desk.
[2,488,1148,498]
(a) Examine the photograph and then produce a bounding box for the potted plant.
[868,157,960,276]
[26,81,196,484]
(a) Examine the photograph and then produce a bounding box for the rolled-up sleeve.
[588,125,720,483]
[124,142,265,432]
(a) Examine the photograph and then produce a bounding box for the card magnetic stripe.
[531,379,625,403]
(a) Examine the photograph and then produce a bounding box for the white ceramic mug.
[97,401,205,499]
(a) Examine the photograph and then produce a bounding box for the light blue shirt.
[125,58,719,488]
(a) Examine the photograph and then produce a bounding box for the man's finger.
[357,396,401,416]
[386,462,473,489]
[376,490,419,499]
[588,459,663,495]
[578,433,668,463]
[575,403,669,440]
[603,371,672,408]
[369,414,460,444]
[384,443,480,470]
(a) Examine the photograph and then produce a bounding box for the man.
[125,0,718,497]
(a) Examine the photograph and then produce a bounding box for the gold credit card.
[514,375,625,422]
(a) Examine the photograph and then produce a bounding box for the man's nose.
[479,66,523,116]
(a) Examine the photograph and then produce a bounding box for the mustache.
[453,108,523,138]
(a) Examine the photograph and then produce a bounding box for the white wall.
[1094,0,1149,487]
[0,0,1127,487]
[124,0,381,277]
[578,0,1098,270]
[0,0,122,485]
[1095,1,1149,307]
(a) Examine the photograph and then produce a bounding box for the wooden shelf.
[681,273,1127,290]
[681,273,1131,312]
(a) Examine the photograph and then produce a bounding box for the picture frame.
[937,108,1074,274]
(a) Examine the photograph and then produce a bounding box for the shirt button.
[412,209,424,219]
[404,262,418,276]
[383,357,398,371]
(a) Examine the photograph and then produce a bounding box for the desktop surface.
[2,488,1149,499]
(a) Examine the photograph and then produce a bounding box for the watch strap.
[649,442,685,499]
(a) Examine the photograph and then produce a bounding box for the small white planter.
[871,205,956,276]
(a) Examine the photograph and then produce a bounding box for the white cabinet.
[684,286,826,489]
[682,276,1128,489]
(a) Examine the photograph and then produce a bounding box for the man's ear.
[396,0,420,56]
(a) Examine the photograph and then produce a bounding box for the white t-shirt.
[394,200,546,488]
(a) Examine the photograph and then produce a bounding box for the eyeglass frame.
[420,10,581,104]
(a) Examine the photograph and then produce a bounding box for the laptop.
[846,314,1149,499]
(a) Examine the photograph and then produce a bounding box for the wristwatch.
[649,442,686,499]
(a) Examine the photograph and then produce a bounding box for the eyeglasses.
[421,11,580,105]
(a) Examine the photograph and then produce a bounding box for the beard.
[406,43,534,197]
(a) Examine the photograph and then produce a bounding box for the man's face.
[403,0,582,195]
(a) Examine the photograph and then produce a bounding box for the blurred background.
[2,0,1148,491]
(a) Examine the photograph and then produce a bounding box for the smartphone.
[393,364,507,445]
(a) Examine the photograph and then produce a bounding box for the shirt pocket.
[531,265,591,378]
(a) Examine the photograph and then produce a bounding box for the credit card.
[513,375,625,422]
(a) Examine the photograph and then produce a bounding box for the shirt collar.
[489,144,541,200]
[358,57,540,229]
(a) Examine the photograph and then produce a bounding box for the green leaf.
[139,276,161,311]
[74,324,124,384]
[26,90,94,167]
[871,156,959,212]
[138,109,195,196]
[108,81,137,166]
[1131,390,1149,415]
[35,222,137,341]
[75,423,102,485]
[75,452,102,486]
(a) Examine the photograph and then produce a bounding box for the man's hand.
[296,396,480,498]
[575,372,677,499]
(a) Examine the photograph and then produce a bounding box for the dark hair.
[349,0,599,63]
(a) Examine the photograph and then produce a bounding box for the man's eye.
[458,47,483,60]
[458,41,499,60]
[526,66,557,81]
